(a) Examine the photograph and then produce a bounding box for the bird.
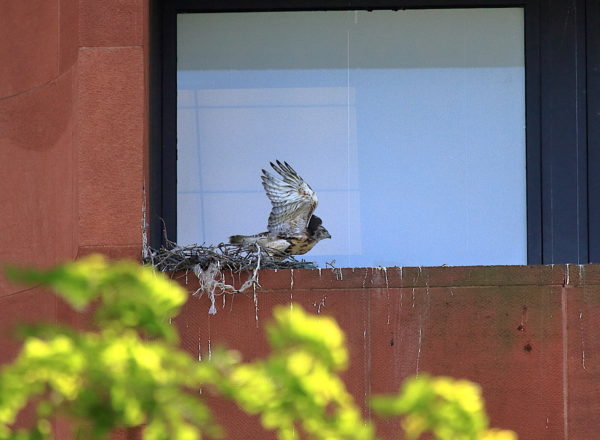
[229,160,331,260]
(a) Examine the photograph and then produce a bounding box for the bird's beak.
[324,231,332,239]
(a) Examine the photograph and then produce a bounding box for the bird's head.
[308,215,331,241]
[313,225,332,241]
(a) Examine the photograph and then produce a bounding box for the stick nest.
[143,241,316,314]
[144,240,317,272]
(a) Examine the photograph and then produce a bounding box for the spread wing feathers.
[261,160,318,235]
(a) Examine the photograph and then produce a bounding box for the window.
[151,0,599,266]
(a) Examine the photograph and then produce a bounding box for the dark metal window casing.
[150,0,600,265]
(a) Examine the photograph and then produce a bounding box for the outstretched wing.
[261,160,318,235]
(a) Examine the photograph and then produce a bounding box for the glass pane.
[177,9,526,267]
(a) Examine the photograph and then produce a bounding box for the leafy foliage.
[218,305,373,440]
[3,256,221,440]
[1,256,517,440]
[372,375,517,440]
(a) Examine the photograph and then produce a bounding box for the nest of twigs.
[144,240,317,272]
[142,239,316,314]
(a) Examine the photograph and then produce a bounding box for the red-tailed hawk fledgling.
[229,160,331,260]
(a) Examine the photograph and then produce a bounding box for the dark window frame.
[150,0,599,265]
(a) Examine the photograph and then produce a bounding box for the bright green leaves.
[0,326,221,440]
[1,256,217,440]
[372,375,517,440]
[224,304,372,440]
[0,332,87,438]
[91,261,187,342]
[267,305,348,370]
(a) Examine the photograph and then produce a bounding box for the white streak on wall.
[416,326,423,376]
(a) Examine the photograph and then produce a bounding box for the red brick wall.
[175,264,600,440]
[0,0,146,296]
